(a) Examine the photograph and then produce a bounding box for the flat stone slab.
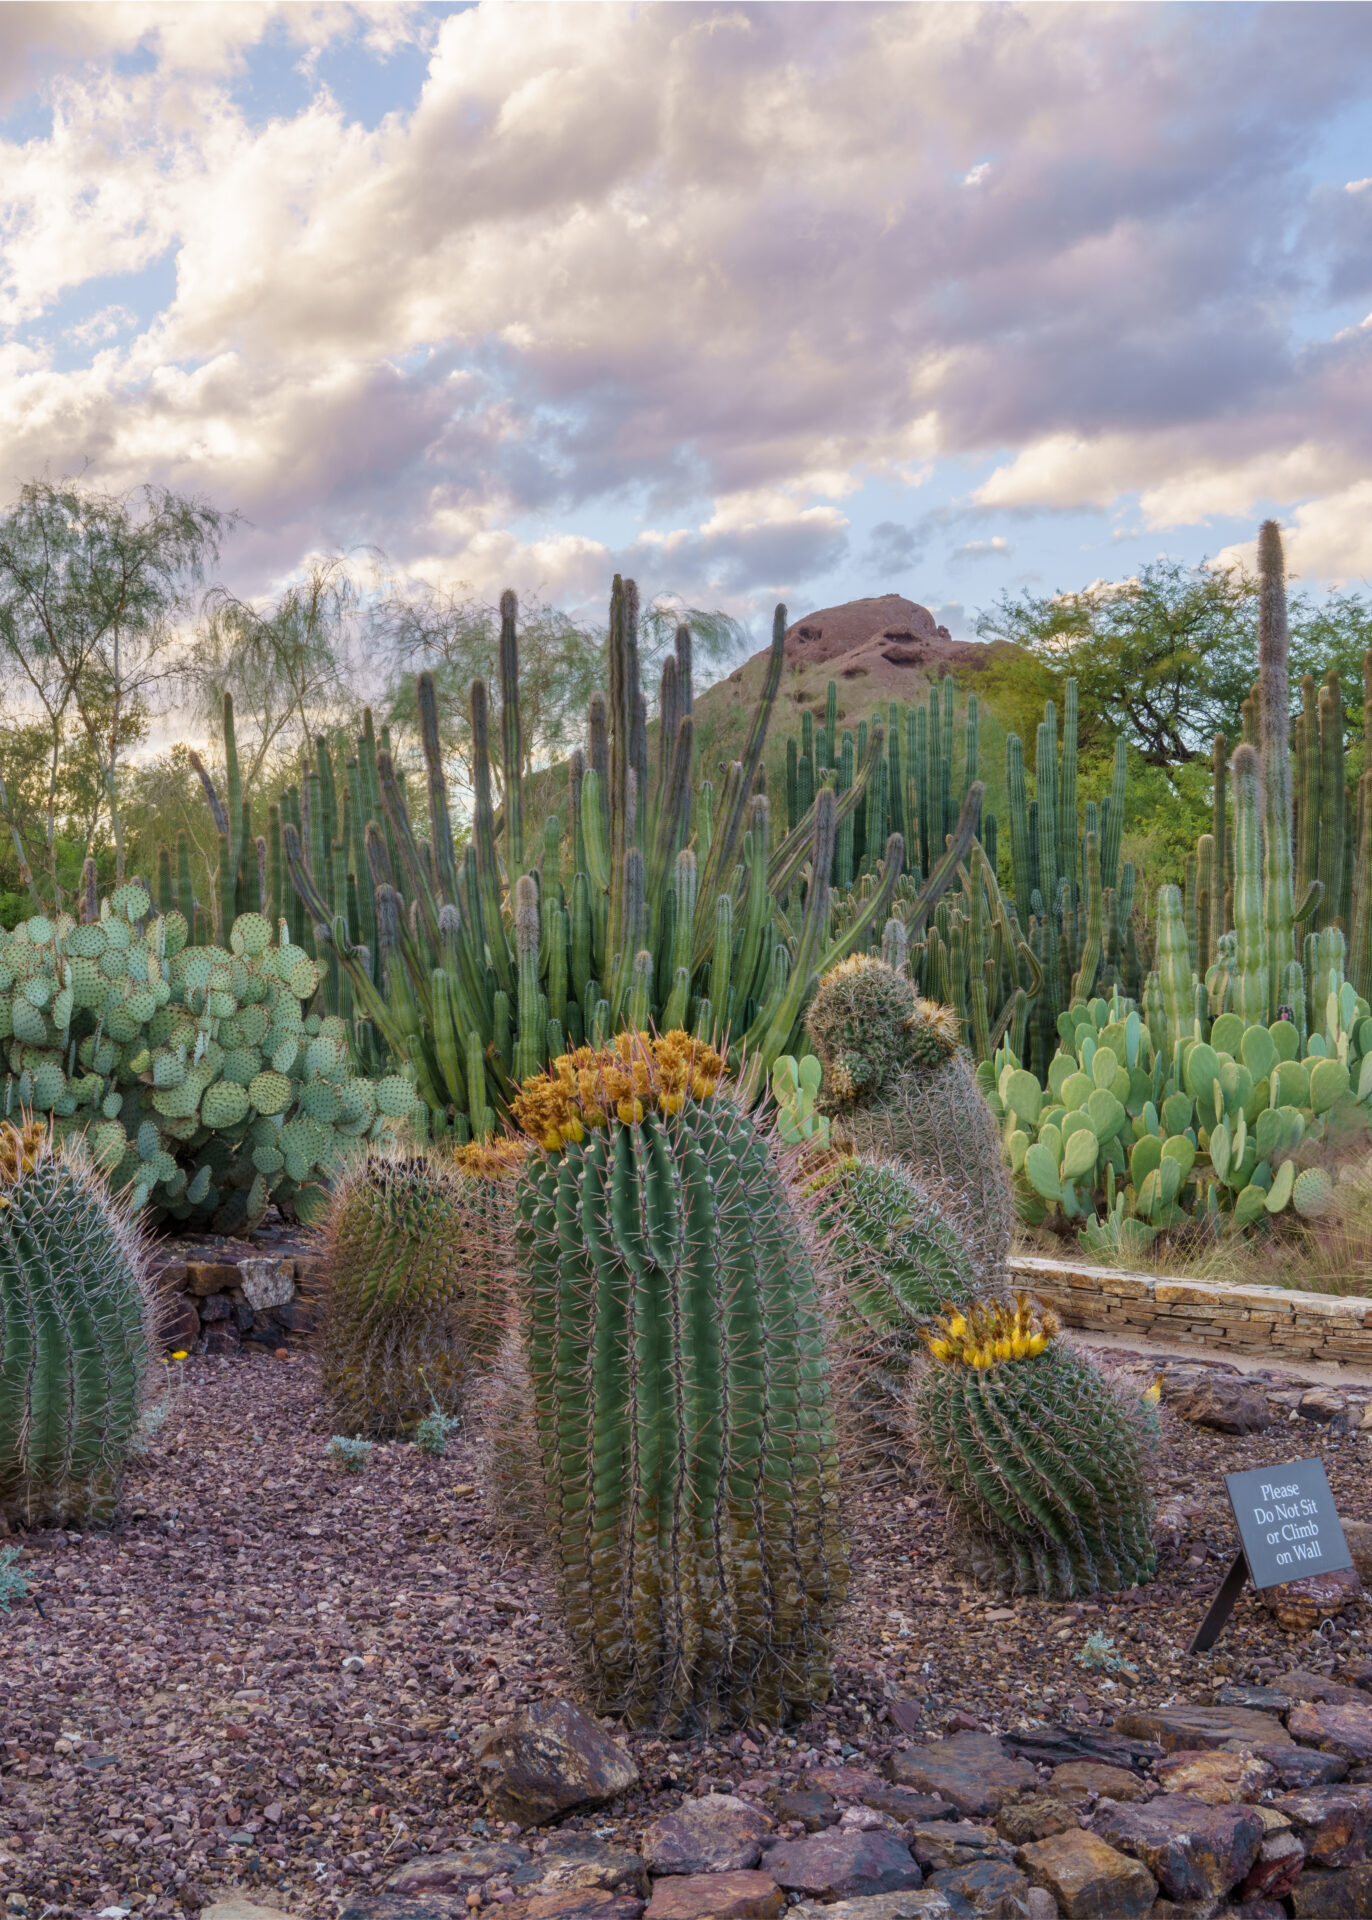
[1288,1699,1372,1763]
[1154,1747,1274,1804]
[923,1858,1030,1916]
[765,1789,837,1832]
[789,1896,957,1920]
[1115,1702,1292,1753]
[387,1847,531,1893]
[643,1873,784,1920]
[806,1766,889,1800]
[761,1831,924,1902]
[906,1822,1001,1873]
[887,1733,1037,1817]
[1091,1793,1264,1901]
[858,1787,957,1824]
[1253,1742,1349,1788]
[1018,1828,1158,1920]
[1277,1669,1368,1707]
[1272,1785,1372,1868]
[1049,1761,1147,1804]
[643,1796,774,1876]
[513,1840,650,1897]
[994,1797,1077,1847]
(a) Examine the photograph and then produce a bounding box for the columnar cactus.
[911,1295,1156,1598]
[320,1149,479,1440]
[0,1120,156,1527]
[510,1032,846,1730]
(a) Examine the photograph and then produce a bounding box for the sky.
[3,0,1372,653]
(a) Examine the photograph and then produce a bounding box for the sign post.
[1189,1456,1353,1655]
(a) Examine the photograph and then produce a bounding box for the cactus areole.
[510,1032,846,1730]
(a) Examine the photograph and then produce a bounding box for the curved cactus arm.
[817,832,905,975]
[769,718,883,900]
[903,781,984,940]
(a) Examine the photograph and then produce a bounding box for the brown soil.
[1,1348,1368,1917]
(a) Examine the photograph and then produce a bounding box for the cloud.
[951,536,1013,563]
[2,1,1372,603]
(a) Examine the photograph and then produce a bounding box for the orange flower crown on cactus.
[920,1292,1060,1371]
[511,1030,727,1152]
[452,1137,529,1181]
[0,1117,48,1192]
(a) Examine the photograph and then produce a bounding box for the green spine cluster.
[320,1150,476,1439]
[912,1335,1156,1599]
[514,1080,845,1730]
[0,890,419,1231]
[0,1128,155,1527]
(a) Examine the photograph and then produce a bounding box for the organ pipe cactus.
[509,1031,846,1730]
[0,1119,156,1527]
[911,1294,1156,1598]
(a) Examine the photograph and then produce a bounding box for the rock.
[1049,1760,1147,1804]
[273,1298,316,1331]
[1271,1785,1372,1868]
[203,1325,241,1355]
[1274,1669,1366,1706]
[200,1292,232,1322]
[761,1830,924,1901]
[994,1798,1077,1847]
[1299,1387,1350,1424]
[1289,1699,1372,1762]
[238,1255,295,1310]
[766,1789,838,1832]
[1262,1567,1362,1632]
[906,1822,1001,1873]
[642,1873,784,1920]
[1169,1378,1274,1433]
[513,1839,650,1897]
[161,1294,201,1349]
[1002,1727,1160,1774]
[1229,1901,1295,1920]
[840,1808,905,1835]
[387,1846,532,1893]
[858,1787,956,1823]
[1290,1863,1372,1916]
[788,1896,958,1920]
[887,1734,1037,1817]
[643,1797,775,1875]
[473,1699,639,1828]
[185,1260,242,1297]
[1147,1902,1223,1920]
[1251,1742,1348,1787]
[923,1859,1030,1916]
[1091,1795,1263,1901]
[1215,1684,1295,1712]
[1115,1703,1291,1753]
[513,1894,644,1920]
[807,1767,888,1800]
[1343,1521,1372,1585]
[1154,1749,1274,1804]
[1018,1827,1158,1920]
[339,1900,468,1920]
[1239,1827,1306,1901]
[1022,1895,1056,1920]
[202,1903,296,1920]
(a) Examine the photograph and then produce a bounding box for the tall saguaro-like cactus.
[1259,519,1297,1019]
[510,1033,846,1730]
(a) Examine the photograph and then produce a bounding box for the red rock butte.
[782,594,1012,680]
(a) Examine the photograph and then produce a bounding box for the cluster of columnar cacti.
[508,1031,846,1730]
[810,1152,979,1417]
[987,983,1361,1250]
[320,1148,488,1439]
[290,582,943,1141]
[910,1295,1156,1598]
[806,955,1012,1278]
[0,885,418,1231]
[0,1119,156,1527]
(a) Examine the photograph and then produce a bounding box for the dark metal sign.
[1189,1456,1352,1654]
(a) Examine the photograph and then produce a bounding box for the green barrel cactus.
[510,1031,846,1730]
[0,1120,155,1527]
[320,1149,480,1440]
[911,1295,1156,1599]
[807,955,1012,1280]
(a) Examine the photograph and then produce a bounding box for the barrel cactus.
[510,1030,847,1730]
[0,1119,156,1527]
[911,1295,1156,1599]
[810,1153,980,1421]
[807,955,1012,1278]
[320,1148,482,1440]
[451,1136,526,1363]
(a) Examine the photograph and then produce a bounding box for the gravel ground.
[1,1345,1369,1918]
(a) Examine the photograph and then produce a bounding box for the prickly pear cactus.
[0,1119,156,1527]
[0,891,419,1231]
[320,1149,477,1440]
[911,1295,1156,1599]
[772,1053,829,1148]
[510,1031,846,1730]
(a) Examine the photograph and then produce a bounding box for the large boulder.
[887,1734,1037,1817]
[1091,1794,1263,1902]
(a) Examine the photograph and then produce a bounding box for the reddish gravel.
[1,1348,1369,1918]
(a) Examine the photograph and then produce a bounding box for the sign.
[1189,1456,1352,1654]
